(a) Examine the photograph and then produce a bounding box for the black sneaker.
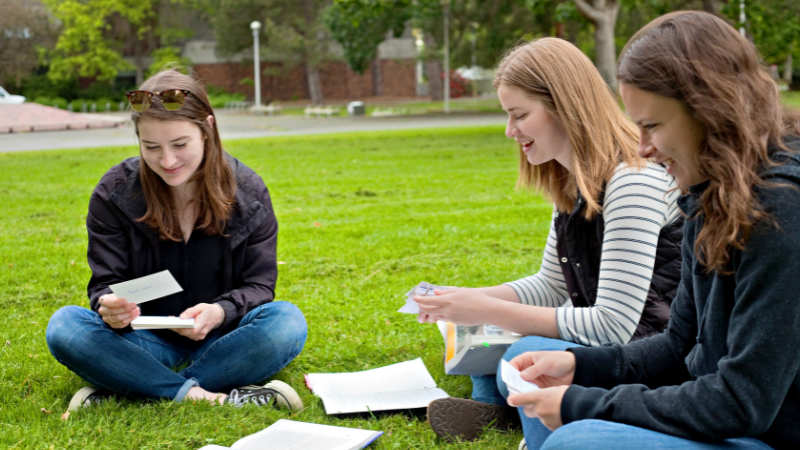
[67,386,113,412]
[225,380,303,411]
[427,397,520,442]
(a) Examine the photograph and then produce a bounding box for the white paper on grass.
[306,358,449,414]
[109,270,183,304]
[501,359,541,395]
[231,420,381,450]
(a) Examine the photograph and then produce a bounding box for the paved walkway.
[0,111,507,153]
[0,104,125,134]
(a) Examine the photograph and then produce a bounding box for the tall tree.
[574,0,620,91]
[44,0,161,85]
[203,0,332,105]
[0,0,58,88]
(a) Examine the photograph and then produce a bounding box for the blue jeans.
[538,419,773,450]
[46,302,307,401]
[470,336,584,447]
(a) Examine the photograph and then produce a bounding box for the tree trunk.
[372,57,383,96]
[575,0,620,93]
[784,52,794,83]
[702,0,720,15]
[305,62,324,105]
[424,33,443,101]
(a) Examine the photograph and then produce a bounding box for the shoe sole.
[67,386,99,412]
[427,397,518,442]
[257,380,303,412]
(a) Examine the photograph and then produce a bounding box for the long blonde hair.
[494,38,641,219]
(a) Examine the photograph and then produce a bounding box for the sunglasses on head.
[125,89,193,112]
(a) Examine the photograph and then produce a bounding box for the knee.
[252,302,308,350]
[540,420,611,450]
[46,306,94,356]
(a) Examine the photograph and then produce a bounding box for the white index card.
[109,270,183,304]
[501,359,541,395]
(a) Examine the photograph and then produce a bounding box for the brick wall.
[193,58,416,102]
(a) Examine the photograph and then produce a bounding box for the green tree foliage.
[146,46,193,77]
[722,0,800,68]
[324,0,411,74]
[43,0,158,83]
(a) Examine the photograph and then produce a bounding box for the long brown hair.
[493,37,641,220]
[618,11,800,274]
[131,69,235,241]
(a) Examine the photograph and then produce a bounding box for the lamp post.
[739,0,746,37]
[250,20,262,109]
[442,0,450,114]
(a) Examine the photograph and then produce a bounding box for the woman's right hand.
[98,294,140,329]
[509,351,577,388]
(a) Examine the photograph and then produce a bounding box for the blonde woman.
[418,38,683,445]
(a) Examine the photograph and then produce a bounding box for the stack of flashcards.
[131,316,195,330]
[109,271,194,330]
[500,359,541,395]
[398,281,450,314]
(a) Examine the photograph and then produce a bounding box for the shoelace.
[227,388,274,407]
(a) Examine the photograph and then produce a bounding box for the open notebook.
[198,419,382,450]
[305,358,449,414]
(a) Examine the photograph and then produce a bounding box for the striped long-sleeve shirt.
[506,162,681,346]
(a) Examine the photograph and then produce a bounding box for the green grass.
[0,126,551,449]
[781,90,800,110]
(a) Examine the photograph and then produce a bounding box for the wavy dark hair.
[618,11,800,274]
[131,69,235,241]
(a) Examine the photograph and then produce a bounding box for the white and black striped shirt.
[507,162,681,346]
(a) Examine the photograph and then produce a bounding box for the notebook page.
[307,358,437,396]
[232,420,380,450]
[316,387,449,414]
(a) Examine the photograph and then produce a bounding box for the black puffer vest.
[554,189,684,341]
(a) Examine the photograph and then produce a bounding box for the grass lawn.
[0,126,552,449]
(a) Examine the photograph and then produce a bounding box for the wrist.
[213,303,225,329]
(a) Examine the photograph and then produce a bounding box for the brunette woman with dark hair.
[507,11,800,450]
[46,69,307,411]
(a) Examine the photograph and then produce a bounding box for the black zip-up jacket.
[86,155,278,332]
[561,141,800,449]
[555,190,684,340]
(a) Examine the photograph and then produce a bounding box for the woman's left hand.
[173,303,224,341]
[414,289,495,326]
[507,385,569,431]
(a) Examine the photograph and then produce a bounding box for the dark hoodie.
[561,138,800,450]
[86,155,278,332]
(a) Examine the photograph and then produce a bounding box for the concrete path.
[0,111,507,153]
[0,104,125,134]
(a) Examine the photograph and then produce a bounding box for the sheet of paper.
[131,316,195,330]
[306,358,449,414]
[110,270,183,304]
[232,420,382,450]
[397,282,453,314]
[501,359,541,395]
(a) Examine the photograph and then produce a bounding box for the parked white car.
[0,85,25,104]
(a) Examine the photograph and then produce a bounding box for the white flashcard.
[109,270,183,304]
[501,359,541,395]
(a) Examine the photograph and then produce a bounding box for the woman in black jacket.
[507,11,800,450]
[46,69,307,411]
